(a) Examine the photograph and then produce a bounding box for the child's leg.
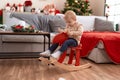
[59,38,78,52]
[51,38,77,59]
[46,39,78,66]
[49,43,59,53]
[39,43,59,57]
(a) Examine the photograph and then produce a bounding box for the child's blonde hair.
[64,10,76,21]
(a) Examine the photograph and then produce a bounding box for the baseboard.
[0,52,40,58]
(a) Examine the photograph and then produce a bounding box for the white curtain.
[105,0,120,24]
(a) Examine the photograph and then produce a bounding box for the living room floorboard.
[0,57,119,80]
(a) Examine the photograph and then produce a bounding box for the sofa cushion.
[56,14,97,31]
[94,18,115,31]
[76,16,95,31]
[48,17,66,32]
[2,35,46,43]
[1,33,56,43]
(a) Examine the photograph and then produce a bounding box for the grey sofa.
[1,11,114,63]
[1,11,65,53]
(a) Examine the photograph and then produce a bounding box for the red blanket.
[52,32,68,45]
[80,31,120,64]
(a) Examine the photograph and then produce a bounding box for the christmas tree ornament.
[75,0,78,3]
[18,3,24,12]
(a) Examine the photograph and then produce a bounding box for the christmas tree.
[62,0,93,15]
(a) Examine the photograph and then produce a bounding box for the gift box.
[18,3,24,12]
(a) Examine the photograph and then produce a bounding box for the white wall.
[0,0,105,16]
[89,0,105,16]
[0,0,66,10]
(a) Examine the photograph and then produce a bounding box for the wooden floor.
[0,57,120,80]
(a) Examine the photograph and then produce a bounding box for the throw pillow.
[94,18,115,32]
[48,17,66,32]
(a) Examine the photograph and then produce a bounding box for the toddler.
[39,10,83,61]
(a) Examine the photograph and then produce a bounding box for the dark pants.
[49,38,78,54]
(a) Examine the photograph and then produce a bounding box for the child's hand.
[66,30,73,36]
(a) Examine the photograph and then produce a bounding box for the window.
[105,0,120,24]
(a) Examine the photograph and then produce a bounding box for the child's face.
[64,17,75,26]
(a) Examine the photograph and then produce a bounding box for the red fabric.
[55,9,60,15]
[52,32,68,45]
[0,10,2,16]
[81,31,120,64]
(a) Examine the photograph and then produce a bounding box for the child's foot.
[51,51,61,59]
[39,50,51,57]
